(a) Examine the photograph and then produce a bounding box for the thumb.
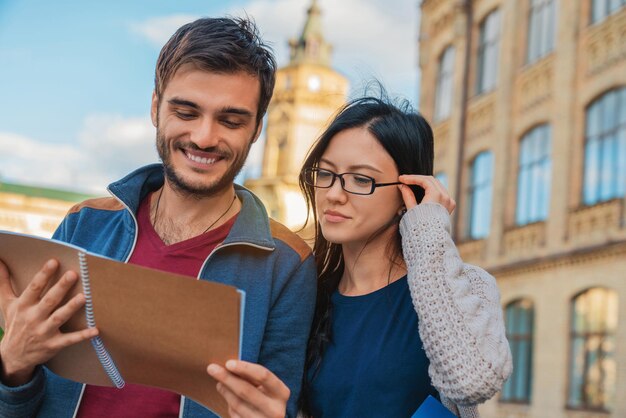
[0,259,17,308]
[398,184,418,210]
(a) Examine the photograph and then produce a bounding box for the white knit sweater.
[399,203,513,418]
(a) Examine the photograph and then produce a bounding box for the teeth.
[186,151,216,165]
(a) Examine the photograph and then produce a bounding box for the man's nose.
[191,119,220,149]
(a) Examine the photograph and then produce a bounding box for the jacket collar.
[107,164,276,250]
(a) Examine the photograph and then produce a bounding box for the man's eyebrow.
[219,106,255,118]
[167,98,199,109]
[166,99,254,119]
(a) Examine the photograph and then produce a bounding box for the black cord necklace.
[152,188,237,235]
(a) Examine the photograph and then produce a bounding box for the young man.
[0,17,316,418]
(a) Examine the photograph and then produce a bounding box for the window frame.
[476,9,501,95]
[590,0,626,25]
[526,0,557,64]
[516,124,552,225]
[582,87,626,206]
[501,299,534,404]
[435,46,456,122]
[467,151,494,239]
[567,287,618,412]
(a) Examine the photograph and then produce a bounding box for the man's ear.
[252,119,263,143]
[150,91,159,127]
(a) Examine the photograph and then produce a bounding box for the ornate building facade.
[0,182,93,237]
[419,0,625,417]
[245,0,349,230]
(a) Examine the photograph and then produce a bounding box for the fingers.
[207,362,288,418]
[398,175,456,214]
[51,327,99,351]
[0,259,17,307]
[225,360,289,398]
[45,292,86,329]
[36,270,79,319]
[216,382,256,418]
[398,184,418,209]
[21,259,59,305]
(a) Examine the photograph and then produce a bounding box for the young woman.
[208,95,512,418]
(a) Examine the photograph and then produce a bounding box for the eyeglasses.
[302,167,401,195]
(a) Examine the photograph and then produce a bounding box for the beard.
[155,129,252,198]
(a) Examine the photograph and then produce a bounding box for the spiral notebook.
[0,230,245,417]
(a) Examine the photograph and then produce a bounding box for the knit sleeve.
[399,203,512,405]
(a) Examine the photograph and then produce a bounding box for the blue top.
[308,276,439,418]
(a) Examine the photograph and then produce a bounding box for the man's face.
[151,63,262,197]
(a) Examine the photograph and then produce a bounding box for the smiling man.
[0,17,316,418]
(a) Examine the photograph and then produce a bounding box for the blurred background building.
[419,0,625,417]
[245,0,349,232]
[0,182,92,237]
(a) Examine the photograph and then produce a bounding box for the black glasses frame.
[302,167,401,195]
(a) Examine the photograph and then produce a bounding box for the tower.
[245,0,349,231]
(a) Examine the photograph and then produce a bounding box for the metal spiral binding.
[78,252,126,388]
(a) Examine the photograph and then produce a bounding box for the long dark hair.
[298,92,434,414]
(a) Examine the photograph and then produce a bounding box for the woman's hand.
[207,360,289,418]
[398,174,456,214]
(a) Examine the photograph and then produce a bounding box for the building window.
[568,288,618,411]
[435,172,448,189]
[435,46,455,122]
[516,125,552,225]
[467,151,493,239]
[502,299,534,403]
[591,0,626,24]
[583,87,626,206]
[527,0,556,63]
[476,9,501,94]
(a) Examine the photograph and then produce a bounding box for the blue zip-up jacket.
[0,164,317,418]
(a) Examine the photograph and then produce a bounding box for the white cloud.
[130,0,419,102]
[76,114,158,192]
[0,133,84,189]
[0,115,158,194]
[233,0,418,101]
[1,1,418,193]
[129,14,200,48]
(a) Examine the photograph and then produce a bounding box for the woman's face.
[315,126,404,246]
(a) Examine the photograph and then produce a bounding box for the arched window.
[476,9,501,94]
[583,87,626,205]
[568,288,618,411]
[501,299,534,403]
[467,151,493,239]
[527,0,557,63]
[435,46,455,121]
[516,125,552,225]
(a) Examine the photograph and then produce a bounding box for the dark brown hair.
[155,16,277,128]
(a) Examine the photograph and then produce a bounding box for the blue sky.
[0,0,420,194]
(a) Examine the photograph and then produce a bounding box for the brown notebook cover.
[0,230,243,417]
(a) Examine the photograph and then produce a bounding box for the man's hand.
[207,360,289,418]
[0,259,98,386]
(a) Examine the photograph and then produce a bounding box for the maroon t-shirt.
[76,193,237,418]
